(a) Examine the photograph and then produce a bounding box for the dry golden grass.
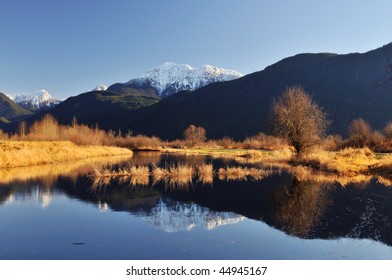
[91,167,116,188]
[126,166,150,186]
[151,165,167,182]
[162,144,392,178]
[376,176,392,187]
[93,163,273,185]
[93,165,150,187]
[94,163,196,189]
[152,163,194,187]
[197,163,214,184]
[288,165,373,186]
[92,167,116,178]
[113,135,162,151]
[0,156,131,185]
[0,140,132,168]
[234,148,293,164]
[217,166,271,181]
[162,147,293,164]
[89,158,392,189]
[302,147,392,176]
[11,115,163,151]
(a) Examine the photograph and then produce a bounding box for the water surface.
[1,153,392,259]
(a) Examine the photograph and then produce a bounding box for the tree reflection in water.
[273,178,332,238]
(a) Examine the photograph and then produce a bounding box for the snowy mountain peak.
[124,62,243,97]
[145,61,193,73]
[93,84,107,91]
[12,89,60,111]
[33,89,51,100]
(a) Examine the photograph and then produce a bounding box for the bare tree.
[384,121,392,140]
[270,86,329,157]
[348,118,372,147]
[183,125,207,147]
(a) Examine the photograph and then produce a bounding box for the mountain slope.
[122,43,392,139]
[108,62,243,98]
[0,93,32,123]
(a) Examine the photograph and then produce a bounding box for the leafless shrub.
[270,86,329,157]
[183,125,207,147]
[347,118,372,148]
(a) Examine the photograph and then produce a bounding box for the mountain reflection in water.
[2,187,57,209]
[143,198,245,232]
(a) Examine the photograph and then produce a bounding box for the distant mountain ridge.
[108,62,243,98]
[8,89,60,111]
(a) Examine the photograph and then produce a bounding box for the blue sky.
[1,0,392,100]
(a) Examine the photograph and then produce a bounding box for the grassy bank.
[300,148,392,176]
[0,140,132,168]
[0,156,131,185]
[162,147,292,162]
[162,146,392,178]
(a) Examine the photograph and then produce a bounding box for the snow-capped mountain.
[93,84,107,91]
[11,89,60,111]
[110,62,243,98]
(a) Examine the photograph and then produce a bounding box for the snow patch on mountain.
[125,62,243,97]
[12,89,60,110]
[5,94,14,101]
[93,84,107,91]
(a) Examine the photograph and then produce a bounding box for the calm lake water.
[1,152,392,260]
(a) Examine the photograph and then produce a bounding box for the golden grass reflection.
[217,166,271,181]
[92,160,392,190]
[0,156,132,186]
[152,164,194,190]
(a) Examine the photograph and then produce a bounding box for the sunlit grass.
[162,147,293,164]
[301,147,392,176]
[0,140,132,168]
[217,166,271,181]
[89,147,392,189]
[0,156,130,185]
[152,163,194,188]
[197,163,214,184]
[93,165,150,187]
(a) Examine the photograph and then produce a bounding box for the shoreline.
[159,147,392,178]
[0,140,133,169]
[1,141,391,180]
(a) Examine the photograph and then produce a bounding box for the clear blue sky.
[1,0,392,100]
